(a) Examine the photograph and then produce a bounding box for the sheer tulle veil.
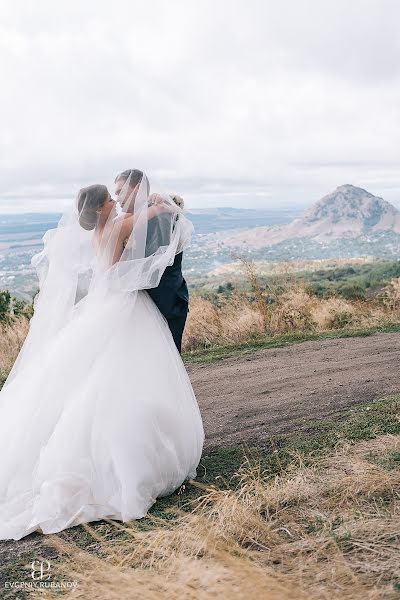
[4,171,193,387]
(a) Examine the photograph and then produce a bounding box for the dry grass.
[32,435,400,599]
[0,317,29,385]
[183,269,400,350]
[184,293,265,349]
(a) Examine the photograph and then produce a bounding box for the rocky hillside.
[218,185,400,249]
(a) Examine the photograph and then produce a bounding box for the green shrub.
[328,310,354,329]
[337,285,366,300]
[0,290,12,322]
[0,289,33,322]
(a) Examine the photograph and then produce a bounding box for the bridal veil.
[4,171,193,387]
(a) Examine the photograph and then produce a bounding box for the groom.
[114,169,189,353]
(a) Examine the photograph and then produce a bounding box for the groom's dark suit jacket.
[145,212,189,353]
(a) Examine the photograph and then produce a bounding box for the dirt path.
[187,332,400,451]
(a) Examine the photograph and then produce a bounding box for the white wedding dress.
[0,173,205,541]
[0,287,204,540]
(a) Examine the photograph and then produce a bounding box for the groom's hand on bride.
[148,193,164,206]
[148,193,181,214]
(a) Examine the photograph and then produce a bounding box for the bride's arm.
[112,215,134,264]
[112,204,175,264]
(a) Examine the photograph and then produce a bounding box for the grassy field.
[1,395,399,600]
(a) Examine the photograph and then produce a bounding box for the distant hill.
[186,207,301,234]
[301,185,400,237]
[216,185,400,249]
[0,208,300,238]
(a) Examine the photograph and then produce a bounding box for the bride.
[0,171,204,541]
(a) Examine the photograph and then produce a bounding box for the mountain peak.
[337,183,357,191]
[336,184,368,192]
[301,184,399,234]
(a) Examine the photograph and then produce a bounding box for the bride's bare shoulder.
[114,213,133,224]
[113,213,134,231]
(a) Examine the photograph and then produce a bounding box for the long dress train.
[0,289,204,540]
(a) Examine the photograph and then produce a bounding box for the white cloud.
[0,0,399,212]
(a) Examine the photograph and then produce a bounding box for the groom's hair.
[115,169,150,193]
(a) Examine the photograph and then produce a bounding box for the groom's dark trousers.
[146,251,189,354]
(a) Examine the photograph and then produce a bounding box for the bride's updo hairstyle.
[170,194,184,209]
[77,184,108,231]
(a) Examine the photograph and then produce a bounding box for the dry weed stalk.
[237,256,270,330]
[382,278,400,310]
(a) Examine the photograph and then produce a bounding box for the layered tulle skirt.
[0,290,204,540]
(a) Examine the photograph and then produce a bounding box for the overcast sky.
[0,0,399,213]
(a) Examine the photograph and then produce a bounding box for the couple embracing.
[0,168,204,541]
